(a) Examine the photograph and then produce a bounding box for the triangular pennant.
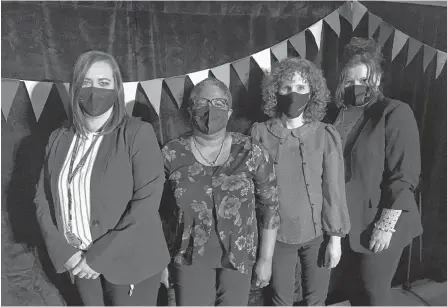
[164,75,186,108]
[210,63,231,88]
[377,22,394,45]
[140,78,163,116]
[436,50,447,79]
[123,81,139,114]
[368,13,382,38]
[338,2,353,24]
[392,29,409,61]
[252,48,271,73]
[1,79,20,120]
[352,1,368,31]
[232,57,250,90]
[24,80,53,121]
[188,69,210,85]
[406,38,423,66]
[324,10,341,37]
[271,40,288,62]
[289,32,306,59]
[308,20,323,50]
[55,82,71,115]
[423,44,437,73]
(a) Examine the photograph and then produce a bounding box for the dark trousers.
[271,236,331,306]
[339,241,405,306]
[172,262,252,306]
[75,272,161,306]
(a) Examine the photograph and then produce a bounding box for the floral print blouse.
[161,132,280,274]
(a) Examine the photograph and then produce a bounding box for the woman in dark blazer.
[325,37,423,305]
[34,50,169,305]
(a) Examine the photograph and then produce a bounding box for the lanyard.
[66,134,101,221]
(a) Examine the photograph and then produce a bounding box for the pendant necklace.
[192,135,226,167]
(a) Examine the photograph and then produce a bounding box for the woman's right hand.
[63,250,83,271]
[161,266,170,288]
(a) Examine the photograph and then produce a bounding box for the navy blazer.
[34,116,170,285]
[325,97,423,253]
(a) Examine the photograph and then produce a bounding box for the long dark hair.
[335,37,384,107]
[69,50,125,136]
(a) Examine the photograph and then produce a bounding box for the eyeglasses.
[191,97,229,109]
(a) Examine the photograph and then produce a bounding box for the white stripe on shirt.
[58,132,104,250]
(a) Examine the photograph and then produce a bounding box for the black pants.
[339,241,405,306]
[75,272,161,306]
[271,236,331,306]
[171,262,252,306]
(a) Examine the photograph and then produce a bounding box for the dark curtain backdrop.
[2,1,446,306]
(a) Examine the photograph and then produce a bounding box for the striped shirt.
[58,132,104,250]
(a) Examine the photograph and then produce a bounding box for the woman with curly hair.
[251,57,351,306]
[161,77,280,306]
[325,37,422,305]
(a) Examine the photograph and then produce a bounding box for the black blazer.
[325,97,423,253]
[34,116,170,285]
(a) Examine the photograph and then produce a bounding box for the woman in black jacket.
[325,37,422,305]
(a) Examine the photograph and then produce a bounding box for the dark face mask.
[78,87,116,116]
[343,85,369,106]
[191,105,229,135]
[277,92,310,118]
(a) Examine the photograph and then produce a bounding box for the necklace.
[192,135,226,167]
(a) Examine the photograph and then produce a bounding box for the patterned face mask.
[277,92,310,118]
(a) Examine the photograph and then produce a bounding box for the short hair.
[261,57,330,122]
[188,77,232,109]
[335,37,384,107]
[70,50,125,136]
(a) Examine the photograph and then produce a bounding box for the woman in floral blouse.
[160,77,280,306]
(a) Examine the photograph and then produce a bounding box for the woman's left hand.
[72,257,100,279]
[254,258,272,288]
[369,227,393,253]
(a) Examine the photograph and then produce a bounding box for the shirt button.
[91,220,100,227]
[303,162,307,165]
[279,140,284,145]
[306,183,310,187]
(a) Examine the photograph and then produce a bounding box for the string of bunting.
[2,1,446,122]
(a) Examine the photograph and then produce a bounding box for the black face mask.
[78,87,116,116]
[277,92,310,118]
[191,105,229,135]
[343,85,369,106]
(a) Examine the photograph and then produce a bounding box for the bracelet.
[374,223,396,233]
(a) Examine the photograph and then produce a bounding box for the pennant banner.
[165,76,186,108]
[377,22,394,45]
[352,1,368,31]
[271,41,288,62]
[308,20,323,50]
[289,32,306,59]
[54,82,71,115]
[188,69,210,85]
[368,13,382,38]
[24,80,53,121]
[123,82,139,115]
[210,63,231,88]
[423,44,437,73]
[436,51,447,79]
[324,10,341,37]
[1,79,20,120]
[3,1,447,119]
[140,79,163,116]
[392,29,409,60]
[406,38,423,66]
[252,48,271,73]
[232,57,250,90]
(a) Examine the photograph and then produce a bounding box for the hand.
[160,267,170,288]
[254,258,272,288]
[72,256,100,279]
[63,251,83,271]
[369,227,393,253]
[324,236,342,268]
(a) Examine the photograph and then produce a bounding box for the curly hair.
[335,37,384,107]
[261,57,330,122]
